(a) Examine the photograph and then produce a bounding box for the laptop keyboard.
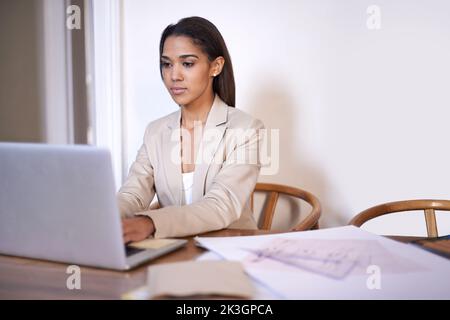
[125,246,146,257]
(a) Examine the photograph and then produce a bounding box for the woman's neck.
[181,91,215,129]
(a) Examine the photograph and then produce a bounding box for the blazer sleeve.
[137,119,264,238]
[117,127,156,218]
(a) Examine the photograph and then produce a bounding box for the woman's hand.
[122,216,155,244]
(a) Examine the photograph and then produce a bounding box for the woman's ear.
[211,56,225,77]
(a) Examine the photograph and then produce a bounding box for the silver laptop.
[0,142,187,270]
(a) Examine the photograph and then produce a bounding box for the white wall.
[122,0,450,235]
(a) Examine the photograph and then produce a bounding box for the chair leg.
[424,209,438,237]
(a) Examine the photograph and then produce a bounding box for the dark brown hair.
[159,16,236,107]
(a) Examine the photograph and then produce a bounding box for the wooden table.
[0,229,426,300]
[0,229,273,299]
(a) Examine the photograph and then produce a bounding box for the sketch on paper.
[242,238,426,279]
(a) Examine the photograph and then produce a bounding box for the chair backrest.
[251,183,321,231]
[349,199,450,237]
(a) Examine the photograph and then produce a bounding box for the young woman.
[118,17,264,241]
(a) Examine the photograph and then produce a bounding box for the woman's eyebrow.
[161,54,199,61]
[179,54,199,59]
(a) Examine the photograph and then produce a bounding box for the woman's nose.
[170,65,183,82]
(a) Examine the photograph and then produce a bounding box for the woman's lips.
[170,87,187,95]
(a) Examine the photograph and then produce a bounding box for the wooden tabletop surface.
[0,229,274,299]
[0,229,424,300]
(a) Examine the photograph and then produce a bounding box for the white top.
[182,171,194,205]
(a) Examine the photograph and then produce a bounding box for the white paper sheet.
[195,226,450,299]
[241,238,424,279]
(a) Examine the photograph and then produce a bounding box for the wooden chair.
[349,199,450,237]
[251,182,321,231]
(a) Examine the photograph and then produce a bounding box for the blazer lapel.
[162,111,182,205]
[192,96,229,201]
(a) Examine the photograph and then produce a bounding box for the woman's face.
[161,35,218,107]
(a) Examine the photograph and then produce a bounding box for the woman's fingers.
[123,232,145,244]
[122,218,138,236]
[122,220,134,244]
[121,218,132,233]
[123,231,137,244]
[122,217,150,243]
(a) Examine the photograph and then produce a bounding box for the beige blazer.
[117,95,264,238]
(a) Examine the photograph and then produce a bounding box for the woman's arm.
[117,128,156,218]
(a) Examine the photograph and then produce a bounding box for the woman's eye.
[161,62,171,68]
[183,62,194,68]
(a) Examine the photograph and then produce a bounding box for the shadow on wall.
[244,77,349,230]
